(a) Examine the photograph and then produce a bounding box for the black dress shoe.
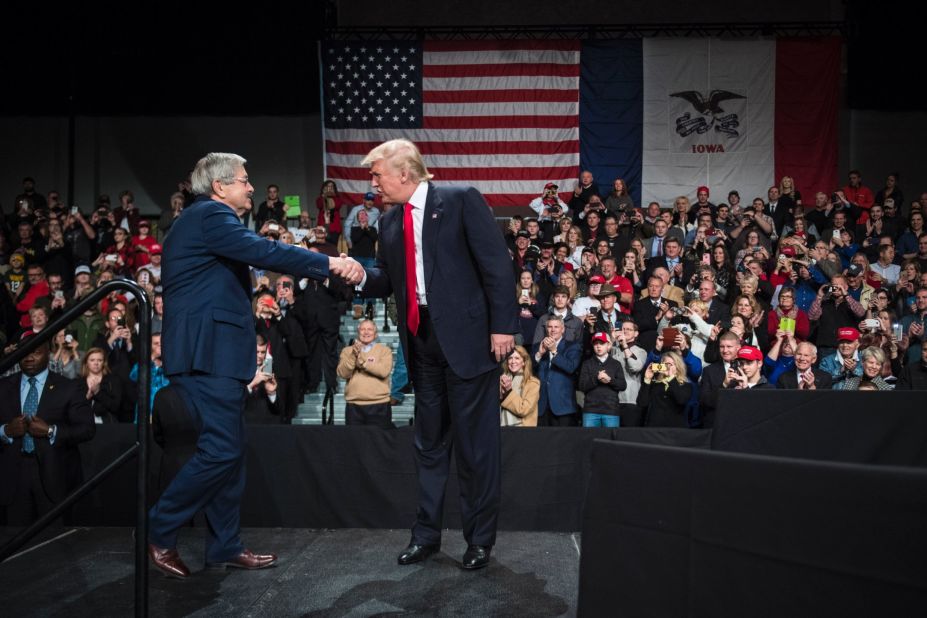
[397,542,440,565]
[461,545,491,570]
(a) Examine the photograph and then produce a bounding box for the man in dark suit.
[534,316,582,426]
[697,331,741,428]
[358,139,516,570]
[766,185,795,238]
[698,279,730,324]
[148,152,362,579]
[632,275,679,352]
[0,335,94,525]
[776,342,834,390]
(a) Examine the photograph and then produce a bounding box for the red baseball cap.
[697,185,710,196]
[150,244,162,255]
[591,332,609,344]
[837,327,860,342]
[544,182,559,190]
[588,275,606,284]
[736,345,763,361]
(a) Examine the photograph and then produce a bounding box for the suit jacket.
[638,286,685,307]
[776,368,834,390]
[632,296,679,351]
[0,372,95,505]
[698,361,729,427]
[361,183,518,379]
[161,196,330,381]
[766,196,794,236]
[705,299,730,324]
[535,338,581,416]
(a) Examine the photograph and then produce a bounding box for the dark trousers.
[618,403,644,428]
[306,322,339,393]
[345,402,393,428]
[1,455,57,527]
[148,374,246,562]
[540,411,580,427]
[409,307,501,547]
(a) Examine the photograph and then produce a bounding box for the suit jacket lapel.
[422,183,442,290]
[36,373,57,416]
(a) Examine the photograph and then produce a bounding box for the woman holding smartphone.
[516,270,546,348]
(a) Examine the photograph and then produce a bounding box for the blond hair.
[361,139,434,183]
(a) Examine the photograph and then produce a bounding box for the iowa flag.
[322,37,840,212]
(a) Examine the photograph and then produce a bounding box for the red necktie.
[404,202,420,336]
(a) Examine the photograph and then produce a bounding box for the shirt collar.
[22,368,50,392]
[408,182,429,210]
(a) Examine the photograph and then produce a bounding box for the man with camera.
[529,182,569,225]
[698,331,741,427]
[243,334,280,424]
[723,345,773,389]
[633,275,679,351]
[808,275,866,360]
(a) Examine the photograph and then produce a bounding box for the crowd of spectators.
[3,168,927,436]
[502,170,927,427]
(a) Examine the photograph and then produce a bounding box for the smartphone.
[54,290,64,300]
[260,355,273,375]
[105,253,118,263]
[521,289,530,298]
[832,229,841,241]
[268,223,279,232]
[70,206,79,215]
[652,363,667,373]
[116,317,126,327]
[701,253,711,265]
[892,323,904,341]
[65,334,74,344]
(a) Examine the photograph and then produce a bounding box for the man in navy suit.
[358,139,516,570]
[0,335,94,525]
[534,316,582,426]
[147,153,363,578]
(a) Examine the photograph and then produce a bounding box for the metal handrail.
[0,279,151,617]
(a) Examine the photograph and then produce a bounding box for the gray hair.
[796,341,818,356]
[860,345,886,366]
[190,153,247,195]
[361,139,433,183]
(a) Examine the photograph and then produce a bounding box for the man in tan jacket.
[337,320,394,427]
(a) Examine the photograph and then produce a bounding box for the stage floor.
[1,527,579,616]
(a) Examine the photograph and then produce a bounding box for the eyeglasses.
[225,176,250,185]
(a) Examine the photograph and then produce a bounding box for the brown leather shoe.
[207,548,278,570]
[148,543,190,579]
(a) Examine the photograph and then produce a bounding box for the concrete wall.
[1,116,324,216]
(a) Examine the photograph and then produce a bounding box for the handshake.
[329,253,366,285]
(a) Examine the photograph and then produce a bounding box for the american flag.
[321,40,581,211]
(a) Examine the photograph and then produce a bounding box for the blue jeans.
[583,413,620,428]
[391,347,409,402]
